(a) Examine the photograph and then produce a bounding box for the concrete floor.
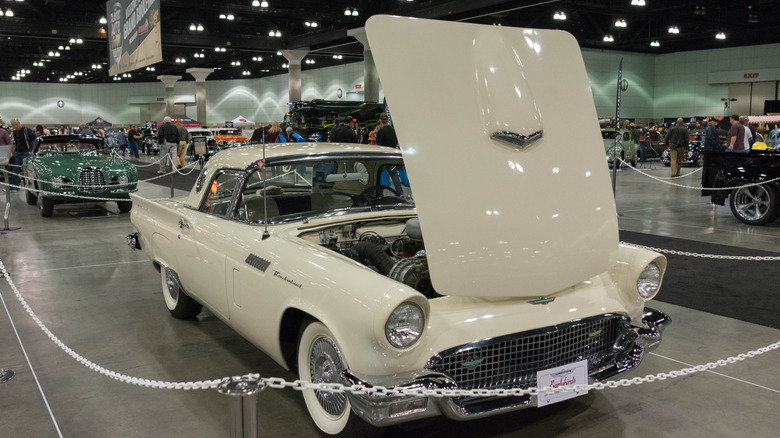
[1,160,778,438]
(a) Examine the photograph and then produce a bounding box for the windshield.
[216,129,242,136]
[236,157,413,223]
[36,140,105,155]
[601,130,620,140]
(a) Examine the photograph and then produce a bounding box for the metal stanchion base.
[218,375,265,438]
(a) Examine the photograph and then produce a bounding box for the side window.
[623,132,631,141]
[200,170,242,218]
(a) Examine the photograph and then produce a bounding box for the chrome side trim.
[491,130,543,149]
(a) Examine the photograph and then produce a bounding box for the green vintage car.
[602,128,639,168]
[23,135,138,217]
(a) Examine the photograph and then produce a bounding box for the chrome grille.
[78,168,106,193]
[426,314,627,390]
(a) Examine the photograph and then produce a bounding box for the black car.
[661,140,705,167]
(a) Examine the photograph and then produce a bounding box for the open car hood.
[366,16,618,298]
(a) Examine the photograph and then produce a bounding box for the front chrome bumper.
[342,307,671,427]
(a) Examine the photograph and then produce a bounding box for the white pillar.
[187,68,213,125]
[157,75,181,116]
[281,48,309,103]
[347,27,379,103]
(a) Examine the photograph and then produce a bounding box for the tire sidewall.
[297,321,351,435]
[729,183,779,225]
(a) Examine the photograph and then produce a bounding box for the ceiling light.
[33,61,39,66]
[5,10,13,17]
[748,14,758,24]
[0,11,4,17]
[668,26,679,34]
[58,45,64,50]
[694,6,706,15]
[64,46,70,50]
[615,19,627,28]
[227,14,234,20]
[252,0,260,6]
[603,35,614,42]
[553,11,566,20]
[252,56,262,61]
[344,8,351,16]
[197,24,203,31]
[282,63,288,68]
[716,32,726,40]
[352,9,358,16]
[99,16,107,24]
[650,40,660,47]
[69,38,75,43]
[189,24,196,31]
[275,30,281,37]
[54,51,60,57]
[242,70,251,76]
[276,51,282,55]
[76,38,82,43]
[219,14,226,19]
[268,30,274,37]
[332,54,342,59]
[48,50,54,56]
[261,1,268,7]
[631,0,646,5]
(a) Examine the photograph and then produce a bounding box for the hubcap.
[735,186,771,220]
[309,337,347,416]
[165,268,179,301]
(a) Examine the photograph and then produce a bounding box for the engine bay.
[298,217,439,298]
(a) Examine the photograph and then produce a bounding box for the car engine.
[307,217,439,298]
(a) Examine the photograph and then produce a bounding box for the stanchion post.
[169,155,175,198]
[1,169,22,232]
[217,375,265,438]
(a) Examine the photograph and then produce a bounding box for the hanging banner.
[107,0,162,76]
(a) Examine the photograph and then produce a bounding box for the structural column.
[157,75,181,116]
[347,27,379,103]
[187,67,214,125]
[281,48,309,103]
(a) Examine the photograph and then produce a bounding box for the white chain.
[1,257,777,395]
[620,241,780,261]
[617,157,780,191]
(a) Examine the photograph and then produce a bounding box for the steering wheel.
[357,185,400,206]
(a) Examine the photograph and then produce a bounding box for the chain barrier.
[617,157,780,191]
[621,241,780,261]
[1,257,778,397]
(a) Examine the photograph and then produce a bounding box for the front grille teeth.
[78,167,106,193]
[426,314,627,391]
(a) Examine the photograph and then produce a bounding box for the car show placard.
[536,360,589,406]
[107,0,162,76]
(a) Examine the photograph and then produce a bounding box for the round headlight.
[117,175,129,185]
[51,176,65,187]
[637,262,661,299]
[385,302,424,348]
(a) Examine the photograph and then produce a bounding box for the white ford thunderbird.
[128,16,670,437]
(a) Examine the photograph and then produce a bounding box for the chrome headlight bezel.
[50,176,71,188]
[385,302,425,349]
[637,262,661,300]
[115,174,129,185]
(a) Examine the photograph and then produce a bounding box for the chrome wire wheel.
[730,184,779,225]
[310,337,348,416]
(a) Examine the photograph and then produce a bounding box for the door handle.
[178,219,190,230]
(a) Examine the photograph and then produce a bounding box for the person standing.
[156,116,179,173]
[331,117,358,143]
[702,119,720,152]
[726,114,747,153]
[9,118,37,192]
[665,118,688,177]
[175,120,189,168]
[266,121,282,143]
[375,114,399,148]
[740,116,756,147]
[116,128,128,156]
[286,127,306,142]
[318,120,329,142]
[127,125,141,159]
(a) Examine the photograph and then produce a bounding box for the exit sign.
[744,73,759,79]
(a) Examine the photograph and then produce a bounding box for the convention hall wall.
[0,42,778,126]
